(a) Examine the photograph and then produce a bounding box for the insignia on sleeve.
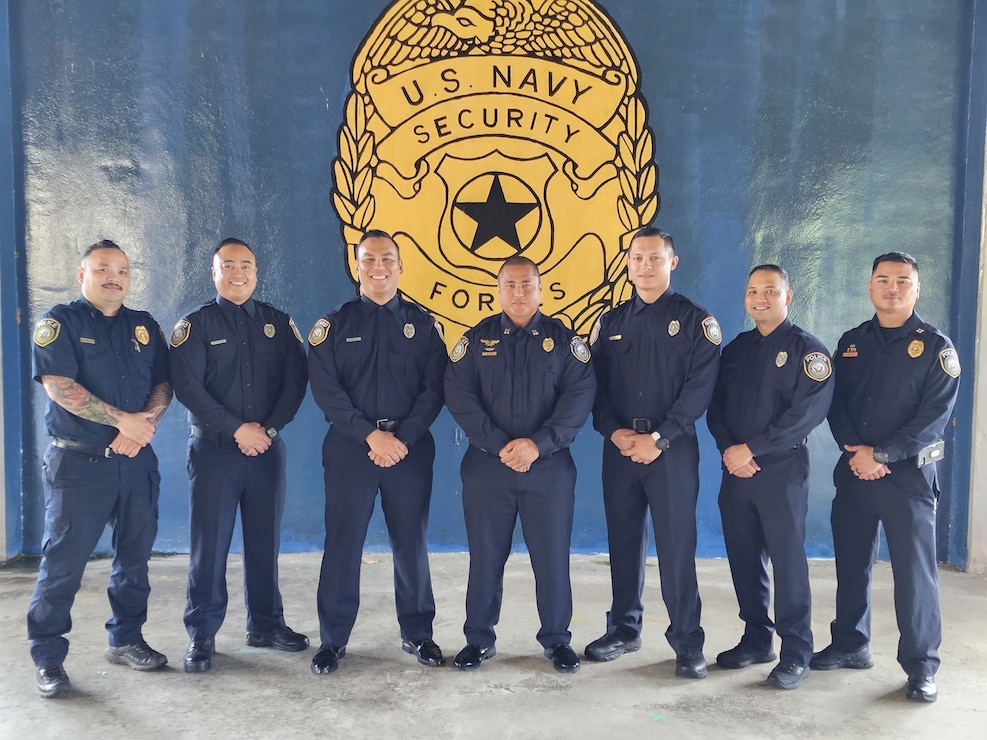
[134,325,150,346]
[434,320,445,343]
[803,352,832,382]
[668,320,680,337]
[450,335,468,362]
[542,337,555,352]
[288,317,303,343]
[570,336,591,363]
[263,323,276,338]
[907,339,924,358]
[702,316,722,346]
[775,351,788,368]
[404,323,415,339]
[939,348,961,378]
[170,319,191,348]
[589,318,601,346]
[309,318,330,346]
[33,317,61,347]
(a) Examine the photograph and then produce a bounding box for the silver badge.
[775,351,788,368]
[668,320,680,337]
[404,323,415,339]
[263,323,275,338]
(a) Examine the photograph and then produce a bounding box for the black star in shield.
[454,174,537,253]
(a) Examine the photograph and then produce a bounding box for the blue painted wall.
[4,1,979,562]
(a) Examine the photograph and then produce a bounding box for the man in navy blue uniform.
[170,238,309,673]
[707,265,833,690]
[584,227,720,679]
[812,252,960,703]
[29,240,172,698]
[307,230,447,674]
[444,255,595,674]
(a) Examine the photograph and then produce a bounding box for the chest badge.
[404,323,416,339]
[170,319,191,348]
[775,351,788,368]
[33,317,61,347]
[264,323,276,338]
[907,339,924,358]
[668,320,680,337]
[308,318,330,346]
[542,337,555,352]
[134,325,150,346]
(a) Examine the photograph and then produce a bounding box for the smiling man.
[706,265,833,690]
[170,237,309,673]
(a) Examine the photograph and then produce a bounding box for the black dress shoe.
[716,640,777,669]
[766,662,810,690]
[311,644,346,675]
[809,644,874,670]
[245,625,310,652]
[184,637,215,673]
[452,644,496,671]
[584,632,642,662]
[402,638,445,666]
[544,643,580,673]
[675,651,708,679]
[36,665,72,698]
[906,674,937,703]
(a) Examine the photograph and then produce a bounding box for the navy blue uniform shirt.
[444,311,596,456]
[307,294,446,446]
[708,319,834,457]
[169,296,308,436]
[828,312,960,465]
[32,297,169,447]
[591,290,721,443]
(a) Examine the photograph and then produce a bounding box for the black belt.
[376,419,399,432]
[52,437,114,458]
[190,425,238,448]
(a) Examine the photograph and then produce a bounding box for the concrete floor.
[0,552,985,739]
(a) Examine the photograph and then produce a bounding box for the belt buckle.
[376,419,390,431]
[632,417,652,434]
[103,447,113,459]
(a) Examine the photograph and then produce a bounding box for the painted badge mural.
[331,0,658,346]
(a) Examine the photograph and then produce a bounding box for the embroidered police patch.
[264,323,276,338]
[571,336,591,363]
[908,339,924,358]
[702,317,722,346]
[451,335,468,362]
[939,348,961,378]
[803,352,832,382]
[589,318,601,346]
[309,318,330,346]
[170,319,191,348]
[33,317,61,347]
[543,337,555,352]
[775,351,788,368]
[289,317,303,343]
[135,325,150,346]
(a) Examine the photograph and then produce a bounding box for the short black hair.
[629,226,674,255]
[497,255,540,280]
[82,239,122,259]
[355,229,400,260]
[749,264,790,286]
[215,237,253,255]
[871,251,918,274]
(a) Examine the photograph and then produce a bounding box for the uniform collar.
[868,311,922,341]
[500,311,544,336]
[753,318,794,346]
[217,294,256,318]
[631,288,675,314]
[360,293,402,319]
[78,295,124,319]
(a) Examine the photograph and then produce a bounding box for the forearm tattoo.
[142,382,173,423]
[42,375,122,427]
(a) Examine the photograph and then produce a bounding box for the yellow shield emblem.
[135,325,150,346]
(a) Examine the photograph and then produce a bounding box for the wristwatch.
[266,427,279,440]
[872,447,889,465]
[651,431,670,451]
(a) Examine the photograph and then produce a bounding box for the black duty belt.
[52,437,114,458]
[190,425,238,448]
[376,419,399,432]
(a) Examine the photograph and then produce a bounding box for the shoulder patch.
[433,319,445,343]
[33,317,61,347]
[702,316,722,346]
[289,317,303,343]
[309,318,330,346]
[570,336,591,364]
[170,319,191,348]
[450,335,468,362]
[589,318,601,346]
[939,347,961,378]
[803,351,832,382]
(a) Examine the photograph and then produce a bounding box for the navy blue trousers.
[184,436,287,638]
[28,445,160,667]
[718,447,812,666]
[829,455,941,676]
[461,445,576,649]
[317,428,436,646]
[600,436,704,655]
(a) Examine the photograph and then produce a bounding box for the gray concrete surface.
[1,553,984,739]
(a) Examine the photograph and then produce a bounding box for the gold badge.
[135,325,150,346]
[309,318,330,346]
[570,336,591,364]
[702,316,722,346]
[908,339,924,358]
[939,348,961,378]
[170,319,191,348]
[775,351,788,368]
[589,318,602,346]
[289,317,303,343]
[450,335,468,362]
[33,317,61,347]
[404,323,416,339]
[542,337,555,352]
[803,352,832,382]
[668,320,680,337]
[264,323,276,338]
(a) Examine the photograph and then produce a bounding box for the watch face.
[266,427,278,439]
